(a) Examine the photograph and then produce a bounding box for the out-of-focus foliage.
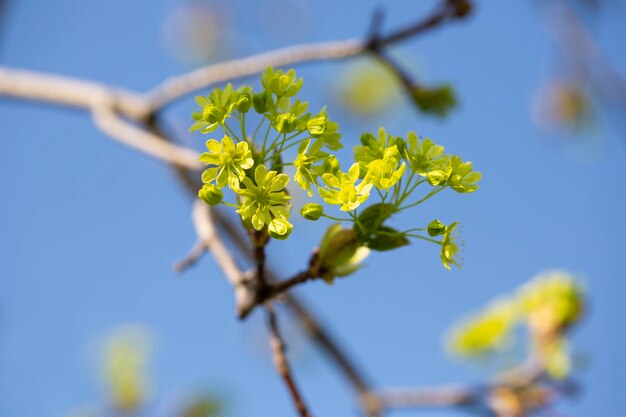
[163,2,234,64]
[448,298,518,357]
[180,395,222,417]
[532,80,593,134]
[410,84,458,118]
[68,325,222,417]
[103,326,152,412]
[333,61,401,117]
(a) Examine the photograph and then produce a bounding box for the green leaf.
[355,203,397,242]
[368,226,409,251]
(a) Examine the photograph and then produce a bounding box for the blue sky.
[1,1,625,416]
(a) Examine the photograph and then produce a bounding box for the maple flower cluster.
[191,67,481,272]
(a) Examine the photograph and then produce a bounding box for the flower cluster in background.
[447,270,585,379]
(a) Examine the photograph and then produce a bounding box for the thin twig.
[173,239,207,272]
[266,305,312,417]
[270,270,315,296]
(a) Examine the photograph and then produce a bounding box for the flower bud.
[236,95,251,113]
[300,203,324,221]
[252,91,270,114]
[268,218,293,240]
[314,224,369,283]
[427,219,447,237]
[198,184,223,206]
[322,155,340,176]
[274,113,298,133]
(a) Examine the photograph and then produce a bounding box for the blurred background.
[1,0,625,416]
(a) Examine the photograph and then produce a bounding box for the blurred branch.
[92,104,202,170]
[204,205,378,414]
[146,0,471,112]
[0,0,8,53]
[173,239,207,272]
[282,294,380,416]
[0,66,149,117]
[266,305,312,417]
[537,0,626,135]
[367,384,477,410]
[191,201,255,317]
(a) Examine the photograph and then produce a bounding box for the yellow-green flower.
[261,66,303,98]
[308,109,342,150]
[307,113,327,136]
[236,165,292,239]
[364,145,406,190]
[274,113,299,133]
[404,131,448,176]
[190,84,246,133]
[446,156,481,193]
[448,298,519,358]
[354,127,401,177]
[319,163,373,212]
[199,135,254,189]
[440,221,462,269]
[293,138,327,196]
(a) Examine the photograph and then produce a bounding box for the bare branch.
[145,0,471,111]
[266,305,313,417]
[92,105,203,170]
[0,66,149,118]
[282,295,379,416]
[205,206,377,411]
[146,39,364,111]
[370,385,477,409]
[271,270,315,295]
[191,201,255,317]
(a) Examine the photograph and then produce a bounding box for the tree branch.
[271,270,315,295]
[191,201,255,317]
[145,0,471,112]
[92,105,203,170]
[266,305,312,417]
[0,66,149,118]
[369,384,477,409]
